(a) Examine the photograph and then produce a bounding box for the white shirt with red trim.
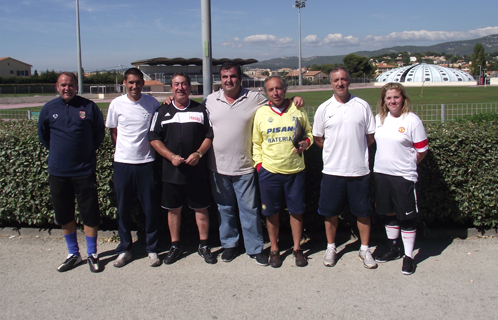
[374,112,428,182]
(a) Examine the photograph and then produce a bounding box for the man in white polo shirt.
[106,67,162,268]
[313,66,377,269]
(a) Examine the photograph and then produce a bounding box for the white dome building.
[376,63,474,85]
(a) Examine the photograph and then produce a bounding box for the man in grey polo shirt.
[205,62,304,265]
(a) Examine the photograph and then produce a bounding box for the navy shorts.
[318,174,372,218]
[258,167,306,217]
[374,173,418,221]
[161,177,211,210]
[49,173,100,227]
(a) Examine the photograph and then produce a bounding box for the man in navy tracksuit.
[38,72,105,273]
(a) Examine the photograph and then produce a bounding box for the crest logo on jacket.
[398,127,405,133]
[79,111,86,119]
[52,114,58,119]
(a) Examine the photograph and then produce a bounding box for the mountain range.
[251,34,498,69]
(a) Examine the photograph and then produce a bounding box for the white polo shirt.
[313,94,375,177]
[106,94,160,164]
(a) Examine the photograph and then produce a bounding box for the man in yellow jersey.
[252,76,313,268]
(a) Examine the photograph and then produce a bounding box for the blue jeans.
[209,170,264,255]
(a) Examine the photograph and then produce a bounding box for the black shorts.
[48,173,100,227]
[318,174,372,218]
[161,178,211,210]
[374,173,418,220]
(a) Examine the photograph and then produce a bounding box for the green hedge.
[1,120,497,231]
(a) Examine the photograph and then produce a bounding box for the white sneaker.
[358,249,377,269]
[113,251,132,268]
[323,247,337,267]
[148,253,161,267]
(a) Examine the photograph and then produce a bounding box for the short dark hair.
[263,76,288,95]
[57,72,77,84]
[330,66,351,81]
[220,62,242,79]
[171,71,191,86]
[124,67,144,81]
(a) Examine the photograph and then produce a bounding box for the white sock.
[385,225,400,241]
[360,244,369,252]
[327,243,336,250]
[401,229,416,258]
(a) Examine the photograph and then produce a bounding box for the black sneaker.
[57,254,82,272]
[163,246,182,265]
[269,250,282,268]
[198,245,217,264]
[221,247,238,262]
[87,254,102,273]
[402,256,416,275]
[249,253,269,266]
[375,246,402,263]
[293,250,308,267]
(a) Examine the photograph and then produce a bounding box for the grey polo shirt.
[204,87,267,176]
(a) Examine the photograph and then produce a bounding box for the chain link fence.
[3,103,497,123]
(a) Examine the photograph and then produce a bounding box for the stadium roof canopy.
[376,63,474,83]
[131,57,258,67]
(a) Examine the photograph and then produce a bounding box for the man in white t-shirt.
[106,68,162,268]
[312,67,377,269]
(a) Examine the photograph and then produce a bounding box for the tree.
[470,43,486,76]
[342,54,375,78]
[33,70,39,77]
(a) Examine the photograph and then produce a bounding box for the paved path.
[0,228,496,319]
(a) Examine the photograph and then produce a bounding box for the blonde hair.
[377,82,411,124]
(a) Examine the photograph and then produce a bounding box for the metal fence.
[0,85,121,96]
[304,102,498,124]
[2,103,497,123]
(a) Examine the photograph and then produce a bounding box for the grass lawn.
[290,86,498,107]
[3,86,498,112]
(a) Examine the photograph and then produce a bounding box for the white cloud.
[364,26,498,44]
[243,34,296,48]
[303,35,320,46]
[322,34,360,46]
[244,34,277,44]
[221,37,242,48]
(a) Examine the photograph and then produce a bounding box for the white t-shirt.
[313,94,375,177]
[106,94,160,164]
[374,112,428,182]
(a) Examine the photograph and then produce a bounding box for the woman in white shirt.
[373,82,428,275]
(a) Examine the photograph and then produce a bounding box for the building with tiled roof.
[0,57,32,77]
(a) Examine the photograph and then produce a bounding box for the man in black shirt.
[149,72,216,264]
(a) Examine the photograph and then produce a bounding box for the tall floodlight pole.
[76,0,83,94]
[201,0,213,100]
[293,0,306,86]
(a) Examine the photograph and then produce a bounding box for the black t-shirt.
[149,100,213,184]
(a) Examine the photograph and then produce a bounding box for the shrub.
[1,120,497,231]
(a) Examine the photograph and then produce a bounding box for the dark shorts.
[258,167,306,217]
[161,177,211,210]
[374,173,418,221]
[318,174,372,218]
[48,173,100,227]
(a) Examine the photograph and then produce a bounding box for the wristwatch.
[196,151,203,158]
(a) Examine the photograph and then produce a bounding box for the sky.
[2,0,498,72]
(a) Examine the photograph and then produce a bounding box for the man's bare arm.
[366,133,375,147]
[110,128,117,147]
[314,136,324,149]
